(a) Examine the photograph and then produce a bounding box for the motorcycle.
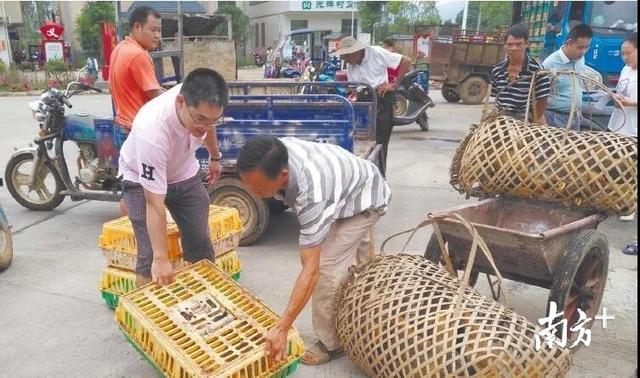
[0,178,13,271]
[393,64,435,132]
[3,61,127,211]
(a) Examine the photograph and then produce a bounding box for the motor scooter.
[393,64,435,132]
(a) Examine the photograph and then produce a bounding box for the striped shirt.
[275,137,391,248]
[490,54,551,113]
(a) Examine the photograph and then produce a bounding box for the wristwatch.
[209,151,222,162]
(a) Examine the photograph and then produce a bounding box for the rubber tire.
[417,112,429,132]
[547,229,609,349]
[4,152,65,211]
[208,177,269,246]
[441,87,460,103]
[267,198,289,214]
[0,215,12,271]
[393,92,409,117]
[424,233,479,286]
[459,77,489,105]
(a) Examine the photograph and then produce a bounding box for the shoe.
[620,212,636,222]
[301,341,344,365]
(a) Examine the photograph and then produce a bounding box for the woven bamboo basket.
[336,214,573,377]
[462,70,637,215]
[450,115,637,215]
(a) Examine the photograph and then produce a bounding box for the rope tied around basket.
[379,212,508,312]
[482,70,625,134]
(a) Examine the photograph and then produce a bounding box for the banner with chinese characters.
[300,1,355,11]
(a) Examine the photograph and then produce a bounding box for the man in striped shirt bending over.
[490,24,551,123]
[237,136,391,366]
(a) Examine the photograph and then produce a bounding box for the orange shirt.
[109,37,160,129]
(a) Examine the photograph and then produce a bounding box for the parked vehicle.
[432,32,505,105]
[513,1,636,88]
[5,72,380,246]
[0,179,13,272]
[210,81,380,244]
[393,63,435,131]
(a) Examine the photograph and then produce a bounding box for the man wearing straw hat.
[542,24,593,130]
[336,36,412,176]
[490,24,551,123]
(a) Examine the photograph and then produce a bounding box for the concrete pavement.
[0,82,636,377]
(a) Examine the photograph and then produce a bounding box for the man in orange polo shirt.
[110,5,165,215]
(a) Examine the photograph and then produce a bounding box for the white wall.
[284,12,360,36]
[246,2,361,50]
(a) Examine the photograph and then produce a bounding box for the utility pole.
[461,1,468,31]
[351,0,356,37]
[114,1,122,41]
[476,7,482,32]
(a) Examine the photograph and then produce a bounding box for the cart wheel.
[208,177,269,246]
[459,77,488,105]
[441,87,460,103]
[424,234,479,286]
[547,230,609,348]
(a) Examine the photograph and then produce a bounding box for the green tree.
[357,1,388,33]
[456,2,512,32]
[479,2,512,31]
[75,2,115,59]
[215,5,250,41]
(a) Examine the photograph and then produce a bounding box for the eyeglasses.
[186,106,224,128]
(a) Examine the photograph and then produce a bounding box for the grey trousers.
[122,173,214,277]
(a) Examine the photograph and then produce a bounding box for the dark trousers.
[376,92,395,177]
[123,173,214,277]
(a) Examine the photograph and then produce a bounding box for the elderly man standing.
[236,136,391,365]
[543,24,593,130]
[490,24,551,123]
[337,36,412,176]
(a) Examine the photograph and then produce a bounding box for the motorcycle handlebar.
[80,83,103,93]
[61,96,73,108]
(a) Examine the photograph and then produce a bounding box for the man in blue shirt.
[542,24,593,130]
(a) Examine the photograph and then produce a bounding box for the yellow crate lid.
[116,260,303,377]
[100,205,242,255]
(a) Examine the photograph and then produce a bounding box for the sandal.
[301,341,344,365]
[622,240,638,255]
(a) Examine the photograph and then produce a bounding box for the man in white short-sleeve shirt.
[336,36,411,176]
[118,68,227,287]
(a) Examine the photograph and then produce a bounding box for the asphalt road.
[0,76,636,377]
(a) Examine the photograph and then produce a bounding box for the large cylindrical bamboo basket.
[336,215,573,377]
[450,115,637,215]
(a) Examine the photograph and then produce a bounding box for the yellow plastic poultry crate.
[115,260,304,378]
[101,251,243,310]
[100,205,243,271]
[206,206,243,240]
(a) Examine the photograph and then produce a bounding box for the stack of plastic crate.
[116,260,304,377]
[99,205,243,310]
